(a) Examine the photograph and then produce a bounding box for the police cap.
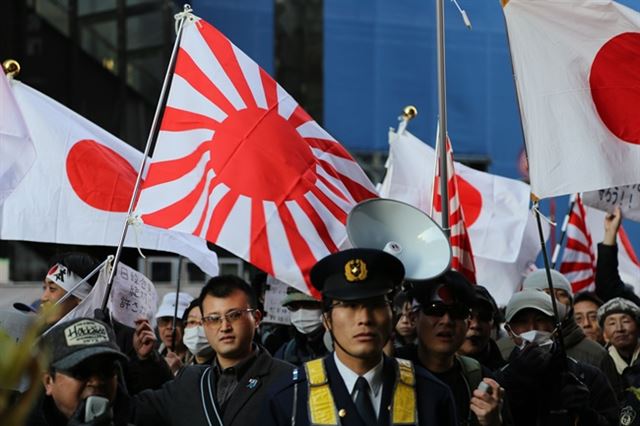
[310,248,405,301]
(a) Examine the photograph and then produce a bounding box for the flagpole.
[436,0,450,236]
[100,5,193,313]
[171,256,184,351]
[551,194,578,269]
[502,11,566,360]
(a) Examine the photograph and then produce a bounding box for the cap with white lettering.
[44,318,127,370]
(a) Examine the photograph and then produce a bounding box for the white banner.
[583,185,640,222]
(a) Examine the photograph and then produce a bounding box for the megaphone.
[347,198,451,281]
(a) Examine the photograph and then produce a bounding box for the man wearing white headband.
[39,252,100,325]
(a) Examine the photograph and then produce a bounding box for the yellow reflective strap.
[305,359,338,426]
[392,359,417,425]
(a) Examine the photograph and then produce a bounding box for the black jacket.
[469,338,506,372]
[263,353,458,426]
[112,320,174,395]
[396,344,510,426]
[132,348,295,426]
[26,384,131,426]
[595,243,640,306]
[496,345,619,426]
[273,327,329,366]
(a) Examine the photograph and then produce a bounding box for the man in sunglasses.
[131,275,295,426]
[27,317,131,426]
[398,270,506,426]
[265,248,458,426]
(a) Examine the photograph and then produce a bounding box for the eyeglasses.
[202,308,255,327]
[416,302,471,320]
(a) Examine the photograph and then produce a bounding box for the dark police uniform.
[263,248,459,426]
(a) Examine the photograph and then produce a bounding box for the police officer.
[264,248,458,426]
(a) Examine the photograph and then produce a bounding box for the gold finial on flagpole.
[2,59,21,78]
[402,105,418,122]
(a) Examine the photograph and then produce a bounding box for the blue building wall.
[191,0,274,75]
[323,0,640,244]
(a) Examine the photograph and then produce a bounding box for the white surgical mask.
[183,326,214,357]
[515,329,554,349]
[290,309,323,335]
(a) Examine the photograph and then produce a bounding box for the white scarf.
[608,344,640,375]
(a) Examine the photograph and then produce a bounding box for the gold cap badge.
[344,259,368,282]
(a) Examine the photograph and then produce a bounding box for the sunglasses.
[417,302,471,320]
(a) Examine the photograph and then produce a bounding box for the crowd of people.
[2,208,640,426]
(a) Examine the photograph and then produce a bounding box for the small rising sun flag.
[135,16,377,295]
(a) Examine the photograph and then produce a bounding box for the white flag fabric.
[0,72,36,204]
[0,81,219,277]
[502,0,640,198]
[380,129,530,262]
[475,210,547,306]
[57,261,158,328]
[57,262,111,324]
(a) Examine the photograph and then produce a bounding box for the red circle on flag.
[589,32,640,145]
[433,175,483,227]
[66,139,137,212]
[457,175,483,227]
[210,108,316,200]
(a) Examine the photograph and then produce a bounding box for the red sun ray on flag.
[135,17,376,295]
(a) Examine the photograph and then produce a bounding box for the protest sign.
[583,185,640,222]
[262,276,290,325]
[111,263,158,328]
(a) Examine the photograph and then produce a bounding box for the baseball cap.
[44,318,127,371]
[156,292,194,319]
[505,289,566,323]
[522,269,573,300]
[282,287,319,307]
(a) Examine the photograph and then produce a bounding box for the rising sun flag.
[135,15,377,295]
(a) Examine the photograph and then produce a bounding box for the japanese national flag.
[502,0,640,198]
[380,129,530,262]
[135,16,376,295]
[0,72,35,204]
[0,81,219,277]
[380,128,537,305]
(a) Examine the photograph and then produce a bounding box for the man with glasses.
[265,248,458,425]
[132,275,294,426]
[398,270,506,426]
[27,317,131,426]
